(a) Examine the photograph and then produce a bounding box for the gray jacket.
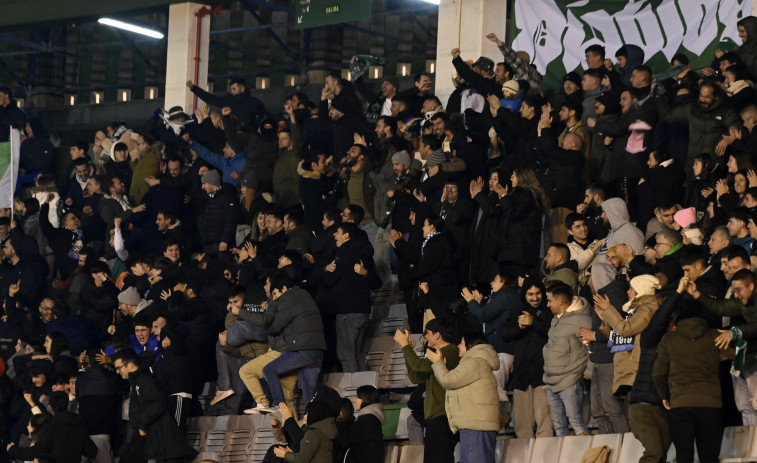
[238,286,326,351]
[543,296,592,392]
[601,197,645,254]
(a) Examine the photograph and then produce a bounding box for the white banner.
[511,0,752,83]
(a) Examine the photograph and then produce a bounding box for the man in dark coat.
[114,349,197,462]
[198,170,239,252]
[0,86,27,142]
[187,77,267,128]
[317,222,378,373]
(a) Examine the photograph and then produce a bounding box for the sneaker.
[210,389,235,406]
[258,405,279,415]
[244,404,269,414]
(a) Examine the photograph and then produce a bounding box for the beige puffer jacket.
[431,343,500,433]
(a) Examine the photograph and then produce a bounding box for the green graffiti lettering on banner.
[508,0,750,94]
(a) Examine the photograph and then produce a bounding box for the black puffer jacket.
[497,187,544,269]
[466,192,502,287]
[535,127,585,209]
[499,299,553,391]
[198,184,239,246]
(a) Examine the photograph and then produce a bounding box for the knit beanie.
[425,149,447,168]
[674,207,697,229]
[118,286,142,306]
[201,169,221,187]
[330,97,350,114]
[241,171,259,189]
[630,274,661,298]
[502,80,520,95]
[563,71,581,87]
[391,150,411,167]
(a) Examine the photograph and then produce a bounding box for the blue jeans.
[459,429,496,463]
[547,382,589,436]
[262,351,323,404]
[227,319,267,346]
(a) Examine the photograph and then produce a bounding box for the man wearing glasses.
[113,349,196,462]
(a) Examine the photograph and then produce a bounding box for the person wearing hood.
[588,91,622,184]
[596,274,661,395]
[428,331,500,463]
[4,233,49,310]
[600,197,645,255]
[19,118,54,183]
[113,349,197,462]
[737,16,757,79]
[273,401,339,463]
[542,283,592,436]
[345,385,385,463]
[581,263,630,434]
[652,305,725,463]
[184,132,246,186]
[613,45,645,90]
[186,77,267,128]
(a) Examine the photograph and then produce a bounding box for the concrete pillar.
[165,2,211,112]
[434,0,508,106]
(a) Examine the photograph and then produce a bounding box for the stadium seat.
[617,432,644,463]
[720,426,757,462]
[398,444,424,463]
[499,438,533,463]
[557,435,591,463]
[590,433,624,463]
[530,436,562,463]
[387,303,408,319]
[384,444,400,463]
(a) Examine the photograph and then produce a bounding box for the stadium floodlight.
[420,0,440,5]
[98,18,164,39]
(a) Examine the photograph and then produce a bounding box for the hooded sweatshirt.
[543,296,592,392]
[348,403,386,463]
[618,45,645,88]
[738,17,757,79]
[431,343,501,432]
[601,198,645,254]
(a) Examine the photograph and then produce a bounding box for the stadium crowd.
[2,14,757,463]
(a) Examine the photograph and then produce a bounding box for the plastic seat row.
[364,334,423,389]
[186,414,283,463]
[495,426,757,463]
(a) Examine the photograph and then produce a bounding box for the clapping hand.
[426,347,442,363]
[394,329,414,348]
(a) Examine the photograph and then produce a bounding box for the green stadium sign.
[296,0,373,29]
